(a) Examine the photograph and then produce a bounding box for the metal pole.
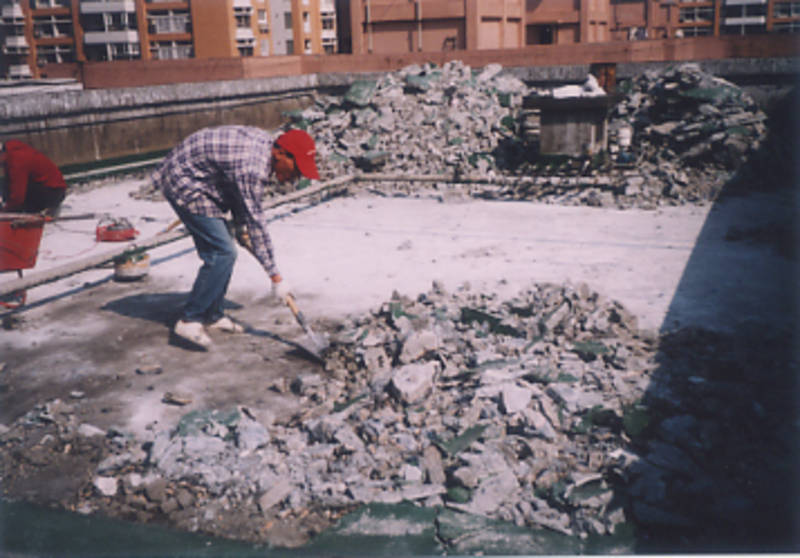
[416,0,422,51]
[366,0,373,53]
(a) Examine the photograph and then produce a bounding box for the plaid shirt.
[151,126,280,276]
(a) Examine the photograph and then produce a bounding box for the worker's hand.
[270,274,292,301]
[235,225,253,253]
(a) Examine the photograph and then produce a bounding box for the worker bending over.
[1,140,67,215]
[150,126,320,349]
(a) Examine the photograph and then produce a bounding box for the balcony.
[724,15,767,24]
[32,0,71,7]
[9,64,33,78]
[80,0,137,14]
[149,15,190,34]
[236,27,255,40]
[5,35,29,49]
[83,29,139,43]
[2,4,25,22]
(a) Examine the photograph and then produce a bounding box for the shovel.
[283,293,329,361]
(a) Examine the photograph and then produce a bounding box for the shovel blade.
[284,293,329,361]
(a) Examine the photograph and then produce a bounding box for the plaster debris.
[0,280,796,549]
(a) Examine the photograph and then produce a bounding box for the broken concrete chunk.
[545,384,605,414]
[93,476,119,497]
[422,444,446,485]
[500,383,532,415]
[235,416,271,451]
[258,480,293,513]
[390,361,438,405]
[399,330,439,364]
[77,423,106,438]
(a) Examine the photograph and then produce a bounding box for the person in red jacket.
[1,140,67,215]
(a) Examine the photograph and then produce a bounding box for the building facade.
[270,0,336,55]
[2,0,797,81]
[341,0,800,53]
[0,0,337,79]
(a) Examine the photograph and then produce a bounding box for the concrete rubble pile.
[292,60,529,179]
[605,63,768,205]
[0,281,793,549]
[495,63,770,208]
[286,61,769,210]
[128,61,770,210]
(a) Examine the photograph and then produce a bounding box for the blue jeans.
[170,203,237,323]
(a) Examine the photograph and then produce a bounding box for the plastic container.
[113,251,150,281]
[0,215,46,271]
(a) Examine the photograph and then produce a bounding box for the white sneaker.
[207,316,245,334]
[173,319,212,349]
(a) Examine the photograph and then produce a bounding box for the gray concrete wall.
[0,75,319,168]
[0,57,796,169]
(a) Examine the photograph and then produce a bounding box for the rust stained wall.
[242,55,303,79]
[82,58,248,89]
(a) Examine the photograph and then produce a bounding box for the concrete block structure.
[0,0,337,79]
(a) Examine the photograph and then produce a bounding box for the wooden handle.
[284,293,300,317]
[161,218,182,234]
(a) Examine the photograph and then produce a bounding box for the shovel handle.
[284,293,302,320]
[161,218,182,234]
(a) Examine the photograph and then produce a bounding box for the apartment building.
[340,0,800,54]
[0,0,337,79]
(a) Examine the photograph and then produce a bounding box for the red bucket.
[0,215,46,271]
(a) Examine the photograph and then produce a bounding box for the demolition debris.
[1,281,794,551]
[290,61,769,209]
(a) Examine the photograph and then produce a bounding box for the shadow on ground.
[101,291,246,325]
[623,86,800,553]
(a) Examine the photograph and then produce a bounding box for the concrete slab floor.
[1,177,797,434]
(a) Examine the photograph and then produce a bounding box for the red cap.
[275,129,320,180]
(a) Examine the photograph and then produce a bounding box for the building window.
[284,12,292,29]
[679,25,712,37]
[258,9,269,32]
[774,19,800,31]
[679,6,713,23]
[774,2,800,17]
[37,45,74,64]
[235,13,251,28]
[322,13,335,30]
[150,41,192,60]
[286,38,294,53]
[148,12,191,34]
[722,3,767,34]
[722,4,767,19]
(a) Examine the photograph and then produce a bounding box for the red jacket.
[3,140,66,211]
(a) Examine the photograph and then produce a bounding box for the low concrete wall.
[0,75,318,168]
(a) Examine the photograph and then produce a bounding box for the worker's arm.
[234,170,279,278]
